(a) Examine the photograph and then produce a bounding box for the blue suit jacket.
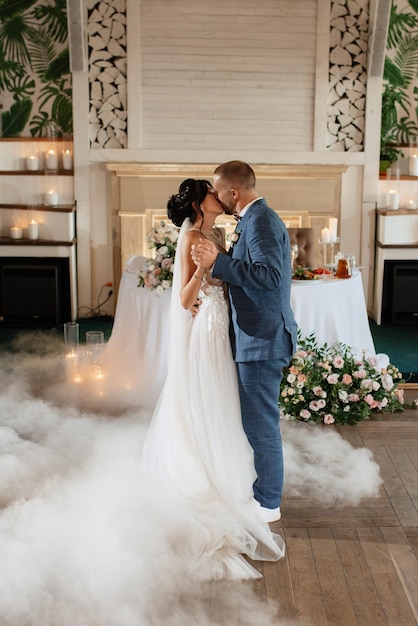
[212,199,298,362]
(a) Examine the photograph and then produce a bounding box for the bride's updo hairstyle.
[167,178,212,227]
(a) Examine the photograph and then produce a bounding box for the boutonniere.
[227,228,241,246]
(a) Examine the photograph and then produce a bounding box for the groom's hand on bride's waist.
[190,298,201,317]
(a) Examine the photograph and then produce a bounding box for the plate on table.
[292,267,332,283]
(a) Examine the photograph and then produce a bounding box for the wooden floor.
[248,387,418,625]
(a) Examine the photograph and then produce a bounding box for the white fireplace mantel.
[105,162,348,298]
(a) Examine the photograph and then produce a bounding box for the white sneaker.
[259,505,282,523]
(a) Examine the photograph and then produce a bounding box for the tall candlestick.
[328,218,338,242]
[321,227,330,243]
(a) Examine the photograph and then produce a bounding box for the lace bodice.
[197,274,228,339]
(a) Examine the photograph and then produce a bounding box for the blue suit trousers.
[236,358,288,509]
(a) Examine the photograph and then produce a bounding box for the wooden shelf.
[0,169,73,176]
[0,237,76,246]
[0,137,71,142]
[377,208,418,216]
[0,203,75,213]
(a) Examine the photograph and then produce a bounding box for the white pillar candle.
[328,217,338,242]
[62,149,73,170]
[28,221,39,240]
[45,190,59,205]
[321,227,330,242]
[45,149,58,170]
[387,190,400,210]
[26,155,39,170]
[409,155,418,176]
[10,226,23,239]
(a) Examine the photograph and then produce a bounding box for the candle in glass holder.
[62,149,73,170]
[45,149,58,170]
[387,189,400,210]
[28,220,39,240]
[45,190,59,205]
[26,155,39,170]
[10,226,23,239]
[408,155,418,176]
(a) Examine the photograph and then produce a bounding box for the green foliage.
[2,99,33,136]
[0,0,72,137]
[381,3,418,161]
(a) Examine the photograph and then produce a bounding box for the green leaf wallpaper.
[381,0,418,162]
[0,0,72,137]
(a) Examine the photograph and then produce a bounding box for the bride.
[141,178,285,580]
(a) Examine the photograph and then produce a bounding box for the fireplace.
[105,163,347,299]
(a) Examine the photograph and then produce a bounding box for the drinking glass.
[85,330,105,362]
[64,322,79,352]
[290,244,298,268]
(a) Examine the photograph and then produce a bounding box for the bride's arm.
[179,231,204,310]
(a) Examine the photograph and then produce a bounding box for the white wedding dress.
[141,219,285,580]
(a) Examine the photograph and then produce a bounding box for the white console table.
[373,209,418,324]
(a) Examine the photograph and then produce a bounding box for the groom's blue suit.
[212,198,298,508]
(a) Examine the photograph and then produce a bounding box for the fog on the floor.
[0,332,382,625]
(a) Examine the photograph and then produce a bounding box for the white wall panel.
[139,0,317,152]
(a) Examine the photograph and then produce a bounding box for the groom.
[192,161,297,523]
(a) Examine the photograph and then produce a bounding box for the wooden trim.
[105,162,348,179]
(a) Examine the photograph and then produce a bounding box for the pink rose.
[327,373,339,384]
[333,356,344,369]
[309,400,322,412]
[342,373,352,385]
[300,409,311,420]
[353,368,367,379]
[323,414,335,424]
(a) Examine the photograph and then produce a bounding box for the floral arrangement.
[138,221,179,292]
[280,332,405,426]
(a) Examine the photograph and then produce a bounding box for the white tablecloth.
[100,267,171,412]
[290,271,376,357]
[102,265,376,410]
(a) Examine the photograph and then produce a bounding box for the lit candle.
[328,218,338,242]
[321,227,330,242]
[45,149,58,170]
[387,190,400,211]
[28,220,39,240]
[45,190,59,206]
[409,155,418,176]
[10,226,23,239]
[26,155,39,170]
[407,199,417,209]
[62,149,73,170]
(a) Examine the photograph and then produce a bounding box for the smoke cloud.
[0,332,381,625]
